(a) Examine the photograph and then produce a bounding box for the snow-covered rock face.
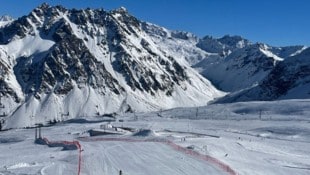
[193,34,309,95]
[0,15,14,28]
[215,48,310,103]
[141,22,209,66]
[0,3,309,128]
[0,4,224,128]
[260,47,310,99]
[193,43,281,92]
[196,35,251,56]
[0,15,14,22]
[269,45,306,58]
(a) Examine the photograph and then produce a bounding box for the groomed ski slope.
[0,126,230,175]
[80,141,227,175]
[0,99,310,175]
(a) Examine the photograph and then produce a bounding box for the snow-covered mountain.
[0,15,13,21]
[194,43,283,92]
[193,35,308,93]
[0,3,309,128]
[0,15,14,27]
[0,4,224,128]
[141,22,210,66]
[196,35,251,56]
[215,47,310,103]
[269,45,307,58]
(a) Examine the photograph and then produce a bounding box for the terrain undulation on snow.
[0,99,310,175]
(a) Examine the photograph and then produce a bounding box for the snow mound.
[7,162,33,170]
[251,127,310,137]
[0,137,24,143]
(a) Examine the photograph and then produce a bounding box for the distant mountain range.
[0,3,309,128]
[192,35,309,102]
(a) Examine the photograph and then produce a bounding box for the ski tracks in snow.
[78,137,238,175]
[39,136,237,175]
[40,138,82,175]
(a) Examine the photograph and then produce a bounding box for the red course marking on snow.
[43,138,82,175]
[78,137,238,175]
[166,140,237,175]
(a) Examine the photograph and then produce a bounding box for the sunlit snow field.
[0,99,310,175]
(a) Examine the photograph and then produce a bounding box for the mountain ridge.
[0,3,309,128]
[0,4,224,128]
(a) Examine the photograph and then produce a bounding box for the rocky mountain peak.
[197,35,251,55]
[171,30,198,41]
[0,15,14,22]
[196,35,224,54]
[36,2,51,10]
[114,6,127,13]
[218,35,250,49]
[0,4,224,128]
[1,4,308,129]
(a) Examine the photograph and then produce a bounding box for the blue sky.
[0,0,309,46]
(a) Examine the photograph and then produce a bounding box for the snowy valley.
[0,3,310,175]
[0,100,310,175]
